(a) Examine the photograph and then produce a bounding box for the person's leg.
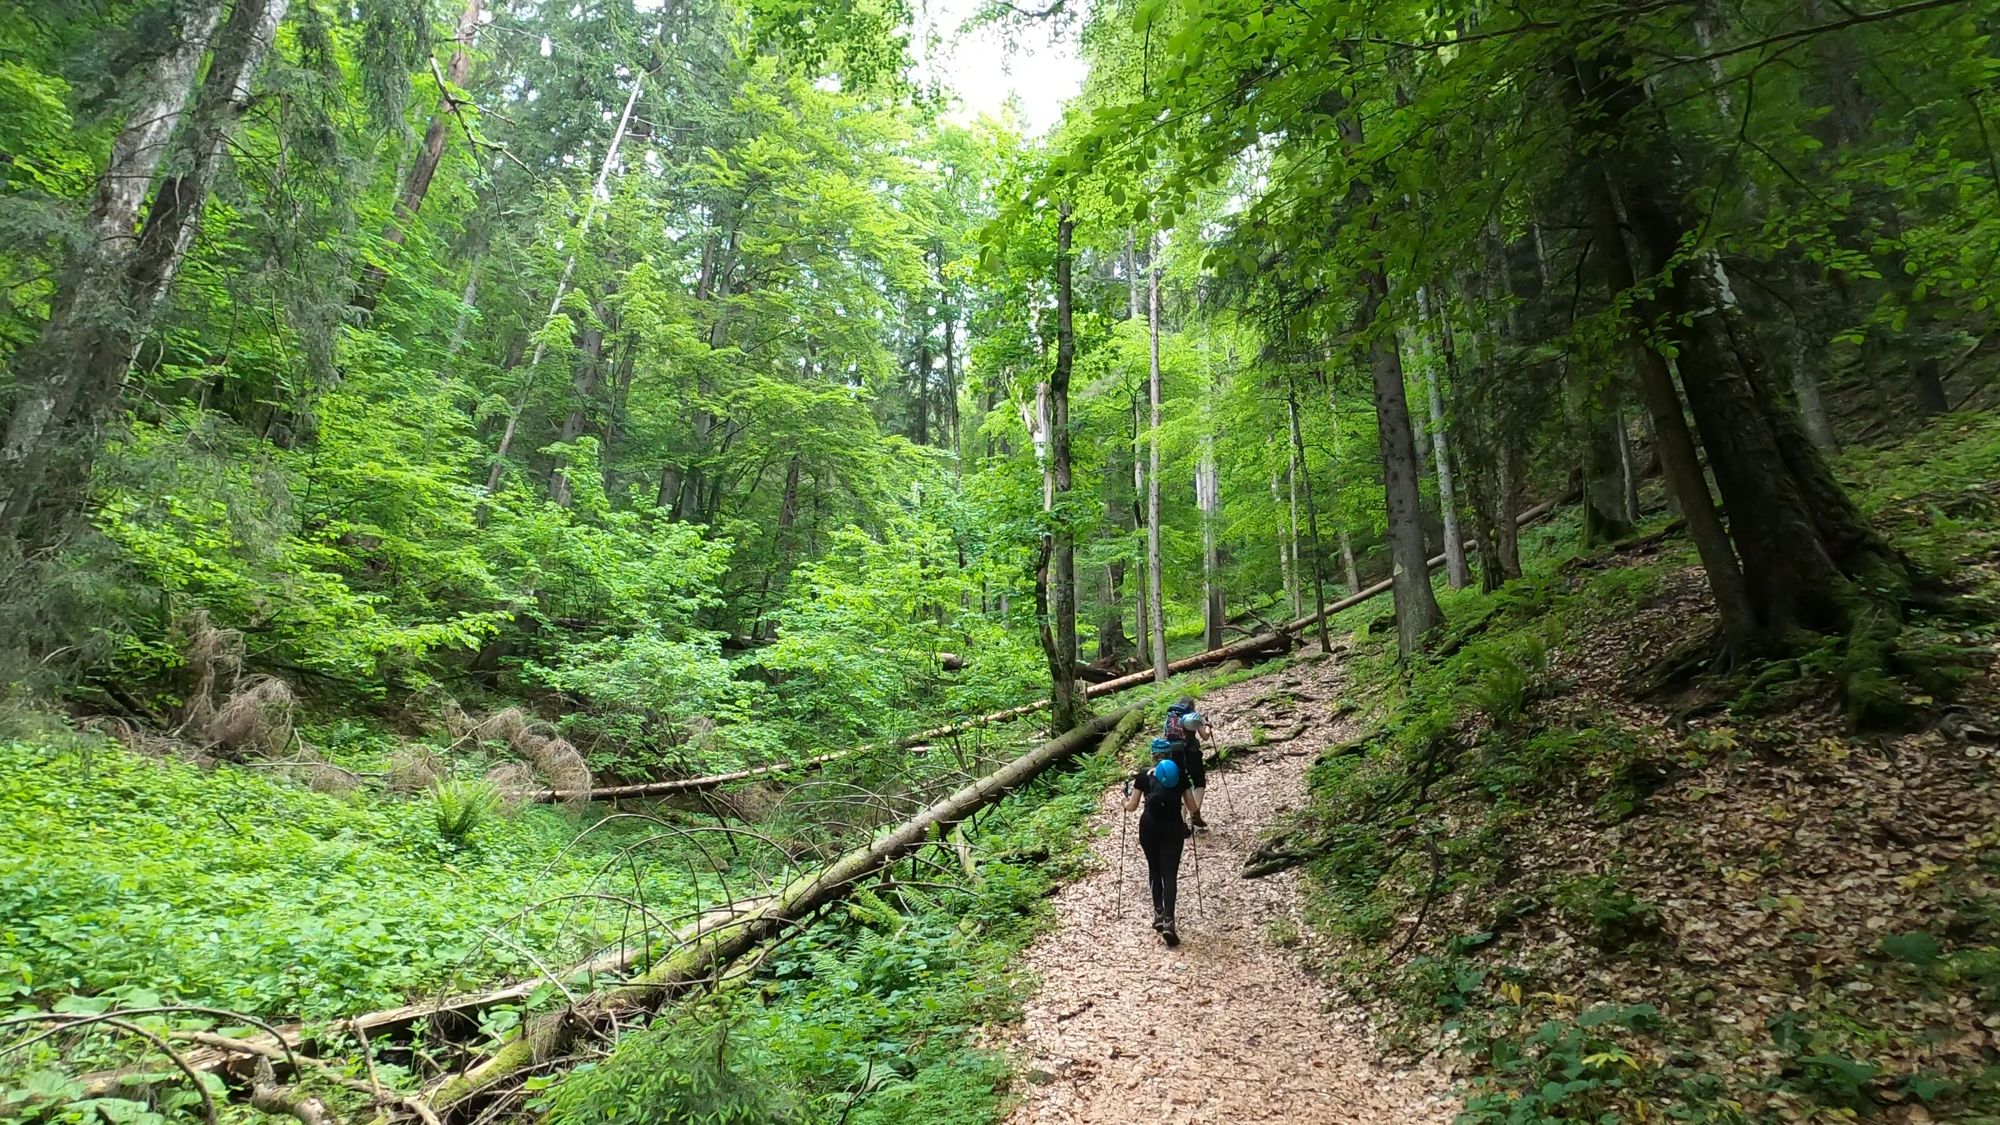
[1139,829,1166,927]
[1188,749,1209,826]
[1157,834,1185,935]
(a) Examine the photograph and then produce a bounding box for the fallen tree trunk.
[556,498,1568,805]
[424,706,1140,1117]
[77,895,779,1101]
[535,751,849,803]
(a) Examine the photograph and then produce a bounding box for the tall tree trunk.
[1417,288,1469,588]
[1786,315,1840,453]
[1591,46,1909,652]
[749,454,804,641]
[1198,435,1224,650]
[1132,395,1150,664]
[1462,451,1504,593]
[1566,54,1760,649]
[355,0,482,310]
[1493,442,1524,581]
[485,68,644,496]
[1577,389,1635,546]
[550,297,609,508]
[1912,358,1949,417]
[1614,406,1641,524]
[1125,230,1141,321]
[941,290,959,464]
[913,321,932,446]
[1275,467,1300,618]
[1332,99,1442,654]
[445,266,481,364]
[0,0,281,542]
[1039,205,1080,733]
[1099,429,1132,662]
[1146,235,1169,682]
[1286,378,1332,653]
[1359,286,1443,655]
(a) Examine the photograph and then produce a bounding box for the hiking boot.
[1161,921,1180,948]
[1150,911,1165,932]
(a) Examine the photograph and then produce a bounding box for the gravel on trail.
[1000,653,1458,1125]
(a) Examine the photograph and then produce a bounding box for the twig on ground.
[1392,836,1445,960]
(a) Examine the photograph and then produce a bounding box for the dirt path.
[1002,654,1458,1125]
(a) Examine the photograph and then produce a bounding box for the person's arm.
[1123,773,1144,812]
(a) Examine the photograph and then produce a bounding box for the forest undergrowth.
[0,656,1246,1123]
[1262,412,2000,1124]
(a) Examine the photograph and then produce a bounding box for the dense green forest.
[2,0,1998,1120]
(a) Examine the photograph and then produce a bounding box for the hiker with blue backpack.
[1123,740,1191,945]
[1162,697,1211,829]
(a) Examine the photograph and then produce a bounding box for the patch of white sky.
[513,0,1084,138]
[909,0,1086,137]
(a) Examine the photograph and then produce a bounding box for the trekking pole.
[1117,802,1129,919]
[1189,829,1205,919]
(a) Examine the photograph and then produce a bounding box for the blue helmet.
[1149,737,1175,757]
[1154,759,1181,788]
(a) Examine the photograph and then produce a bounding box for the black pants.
[1139,825,1185,922]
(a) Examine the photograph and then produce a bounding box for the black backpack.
[1141,769,1185,828]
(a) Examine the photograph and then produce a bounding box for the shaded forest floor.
[1004,411,2000,1125]
[1268,411,2000,1124]
[999,654,1458,1124]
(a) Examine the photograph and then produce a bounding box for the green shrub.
[430,777,503,846]
[542,1016,799,1125]
[1552,874,1663,952]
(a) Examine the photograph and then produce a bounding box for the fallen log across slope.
[544,498,1567,804]
[72,709,1145,1121]
[423,705,1142,1118]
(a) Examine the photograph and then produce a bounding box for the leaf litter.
[998,651,1458,1125]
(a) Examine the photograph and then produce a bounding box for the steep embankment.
[1001,654,1457,1125]
[1256,413,2000,1123]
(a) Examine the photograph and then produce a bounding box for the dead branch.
[416,708,1138,1119]
[249,1058,334,1125]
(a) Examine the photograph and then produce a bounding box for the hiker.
[1124,740,1190,946]
[1162,697,1211,829]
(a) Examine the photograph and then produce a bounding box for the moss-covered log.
[422,706,1139,1118]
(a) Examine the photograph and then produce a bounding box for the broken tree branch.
[419,707,1139,1118]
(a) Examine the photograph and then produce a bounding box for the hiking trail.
[1001,652,1459,1124]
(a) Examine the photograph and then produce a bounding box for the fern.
[431,777,502,845]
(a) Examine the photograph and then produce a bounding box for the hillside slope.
[1261,412,2000,1123]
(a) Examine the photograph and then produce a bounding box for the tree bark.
[1198,434,1224,650]
[1146,235,1169,681]
[1786,316,1840,453]
[1286,378,1332,654]
[550,296,611,508]
[1563,54,1763,650]
[484,68,643,495]
[1360,294,1442,655]
[1132,396,1150,664]
[1039,204,1080,733]
[1331,98,1442,654]
[355,0,482,310]
[0,0,280,542]
[1417,288,1470,588]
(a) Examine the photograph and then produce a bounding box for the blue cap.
[1184,712,1205,727]
[1154,759,1181,788]
[1149,737,1175,756]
